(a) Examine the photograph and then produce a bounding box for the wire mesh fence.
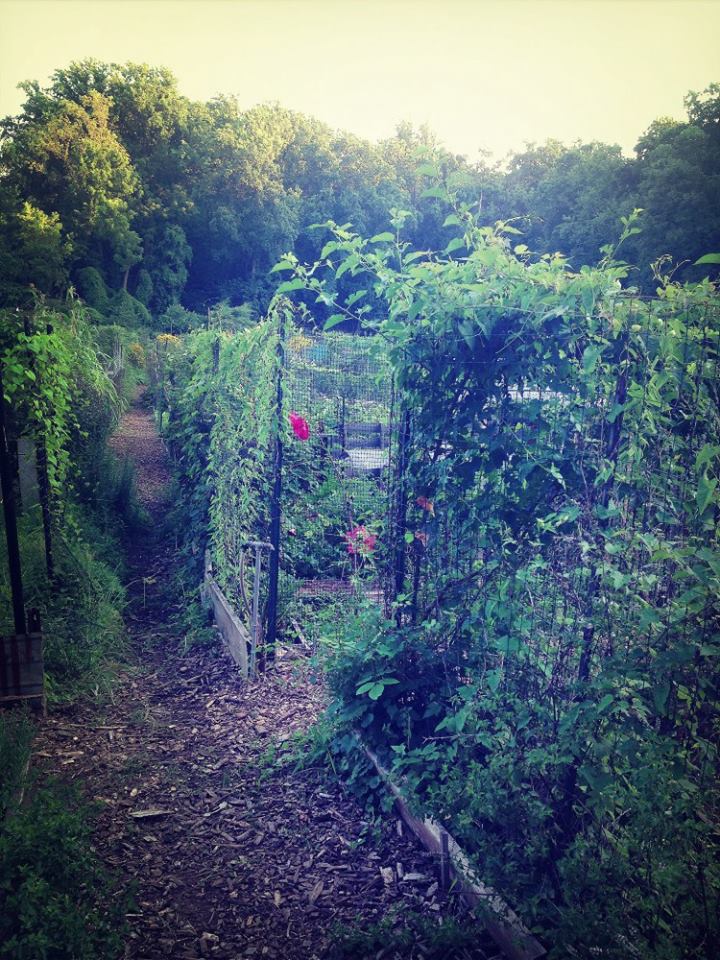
[279,329,396,609]
[163,293,719,713]
[388,296,720,712]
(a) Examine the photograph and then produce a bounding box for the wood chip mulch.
[31,390,500,960]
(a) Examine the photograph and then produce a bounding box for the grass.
[327,912,486,959]
[0,709,35,817]
[0,777,129,959]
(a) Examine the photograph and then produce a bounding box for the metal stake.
[0,362,27,635]
[242,541,274,678]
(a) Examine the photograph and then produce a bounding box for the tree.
[0,201,71,302]
[1,89,141,287]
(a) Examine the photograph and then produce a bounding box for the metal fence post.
[393,407,411,624]
[0,362,27,636]
[265,310,286,656]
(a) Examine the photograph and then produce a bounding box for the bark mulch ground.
[34,391,500,960]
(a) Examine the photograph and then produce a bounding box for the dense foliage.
[158,189,720,953]
[275,193,720,956]
[1,61,718,322]
[2,54,719,960]
[156,317,390,626]
[1,778,127,958]
[0,303,139,698]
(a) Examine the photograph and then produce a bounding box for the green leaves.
[582,344,601,374]
[416,162,440,177]
[695,444,720,471]
[269,258,295,274]
[696,472,717,514]
[255,189,720,959]
[355,677,400,701]
[323,314,345,331]
[275,278,305,294]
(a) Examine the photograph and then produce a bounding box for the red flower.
[344,525,377,556]
[289,412,310,441]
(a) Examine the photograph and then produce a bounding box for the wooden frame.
[0,631,46,714]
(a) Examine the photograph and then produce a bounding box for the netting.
[279,330,395,607]
[390,296,720,703]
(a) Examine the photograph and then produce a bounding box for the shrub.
[128,341,146,367]
[157,303,204,333]
[75,267,109,311]
[107,289,151,328]
[133,268,153,307]
[0,711,34,817]
[0,780,127,959]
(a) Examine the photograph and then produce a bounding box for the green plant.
[0,710,34,817]
[0,779,128,959]
[273,189,720,956]
[327,912,483,959]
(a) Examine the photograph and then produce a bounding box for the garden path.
[35,390,497,960]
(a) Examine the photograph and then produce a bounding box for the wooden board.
[364,745,546,960]
[203,578,250,679]
[0,632,45,713]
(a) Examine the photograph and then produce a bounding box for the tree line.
[1,59,718,325]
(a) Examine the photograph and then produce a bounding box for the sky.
[0,0,718,162]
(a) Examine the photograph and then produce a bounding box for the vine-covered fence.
[159,204,720,955]
[158,319,399,656]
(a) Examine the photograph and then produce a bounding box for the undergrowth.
[1,506,128,703]
[327,912,486,960]
[0,777,129,959]
[0,710,34,816]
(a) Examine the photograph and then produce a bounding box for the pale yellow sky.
[1,0,718,160]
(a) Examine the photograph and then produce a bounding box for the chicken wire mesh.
[392,297,720,703]
[277,330,397,610]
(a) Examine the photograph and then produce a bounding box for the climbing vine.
[272,189,720,956]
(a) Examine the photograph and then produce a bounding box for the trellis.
[251,325,402,652]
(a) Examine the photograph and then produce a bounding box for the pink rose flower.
[344,525,377,556]
[289,412,310,441]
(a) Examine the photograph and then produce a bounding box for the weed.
[327,912,483,959]
[0,778,129,959]
[0,709,35,817]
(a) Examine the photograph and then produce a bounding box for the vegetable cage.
[178,318,403,656]
[165,288,720,698]
[278,329,398,612]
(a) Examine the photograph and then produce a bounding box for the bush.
[133,268,153,307]
[0,780,127,959]
[0,510,127,702]
[0,711,34,817]
[128,341,146,367]
[157,303,204,333]
[107,289,151,328]
[75,267,109,311]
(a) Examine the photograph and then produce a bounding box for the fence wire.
[278,331,395,607]
[391,298,720,709]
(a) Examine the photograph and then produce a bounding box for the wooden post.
[0,362,27,636]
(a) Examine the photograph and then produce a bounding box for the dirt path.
[35,392,497,960]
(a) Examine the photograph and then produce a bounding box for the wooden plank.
[204,578,249,679]
[364,745,546,960]
[0,632,45,714]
